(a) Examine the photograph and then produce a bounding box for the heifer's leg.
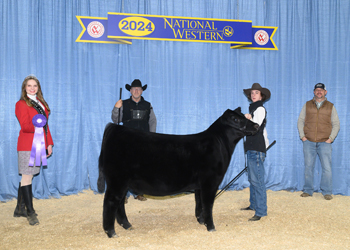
[200,187,217,232]
[115,191,132,230]
[195,190,204,225]
[103,188,118,238]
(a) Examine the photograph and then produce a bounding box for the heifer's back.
[98,123,221,196]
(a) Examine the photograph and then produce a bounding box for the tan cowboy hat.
[243,83,271,101]
[125,79,147,91]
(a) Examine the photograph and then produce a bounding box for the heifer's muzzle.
[239,120,259,135]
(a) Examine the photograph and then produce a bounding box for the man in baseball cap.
[298,83,340,200]
[314,83,326,90]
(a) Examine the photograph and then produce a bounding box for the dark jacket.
[122,97,151,132]
[244,101,267,153]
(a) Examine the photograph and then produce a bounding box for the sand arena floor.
[1,188,349,250]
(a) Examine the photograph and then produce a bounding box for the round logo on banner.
[87,21,105,38]
[254,30,269,45]
[223,26,234,37]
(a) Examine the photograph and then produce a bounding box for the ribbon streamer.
[29,114,47,167]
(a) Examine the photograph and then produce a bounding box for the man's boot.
[13,182,27,217]
[21,185,39,226]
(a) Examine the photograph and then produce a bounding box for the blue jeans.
[247,150,267,217]
[302,140,332,196]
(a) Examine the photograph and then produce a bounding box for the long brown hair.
[20,75,51,113]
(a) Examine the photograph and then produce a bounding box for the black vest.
[122,97,151,132]
[244,101,267,153]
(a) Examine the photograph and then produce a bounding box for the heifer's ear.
[233,107,242,115]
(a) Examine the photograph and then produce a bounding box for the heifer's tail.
[97,123,114,193]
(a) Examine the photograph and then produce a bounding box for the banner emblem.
[254,30,269,46]
[87,21,105,38]
[223,26,234,37]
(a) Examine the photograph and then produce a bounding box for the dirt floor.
[1,188,349,250]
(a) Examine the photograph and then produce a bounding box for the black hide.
[97,107,258,238]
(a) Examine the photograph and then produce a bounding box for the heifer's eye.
[234,118,239,123]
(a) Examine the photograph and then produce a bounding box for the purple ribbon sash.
[29,114,47,167]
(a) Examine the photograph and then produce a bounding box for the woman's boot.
[13,182,27,217]
[21,184,39,226]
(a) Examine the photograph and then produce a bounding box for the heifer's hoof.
[205,224,216,232]
[120,222,132,230]
[206,226,216,232]
[196,216,205,225]
[105,230,118,238]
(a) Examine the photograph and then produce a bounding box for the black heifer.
[97,107,258,238]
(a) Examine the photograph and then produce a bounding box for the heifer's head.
[221,107,259,136]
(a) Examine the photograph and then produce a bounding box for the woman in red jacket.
[14,75,54,226]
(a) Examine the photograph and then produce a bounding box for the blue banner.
[107,13,252,45]
[76,13,278,50]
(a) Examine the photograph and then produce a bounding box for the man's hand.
[114,99,123,108]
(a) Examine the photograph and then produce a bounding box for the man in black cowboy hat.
[112,79,157,132]
[112,79,157,201]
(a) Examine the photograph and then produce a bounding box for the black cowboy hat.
[243,83,271,101]
[125,79,147,91]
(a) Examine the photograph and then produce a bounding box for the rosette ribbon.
[29,114,47,167]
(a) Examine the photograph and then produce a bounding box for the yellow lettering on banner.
[190,21,197,29]
[191,31,197,39]
[174,20,181,28]
[204,22,211,29]
[197,21,204,29]
[173,29,184,39]
[198,31,202,39]
[164,17,223,41]
[216,32,224,40]
[164,18,172,29]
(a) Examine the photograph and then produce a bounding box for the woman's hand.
[47,145,53,157]
[244,114,252,120]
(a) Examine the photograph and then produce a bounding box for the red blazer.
[15,100,54,151]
